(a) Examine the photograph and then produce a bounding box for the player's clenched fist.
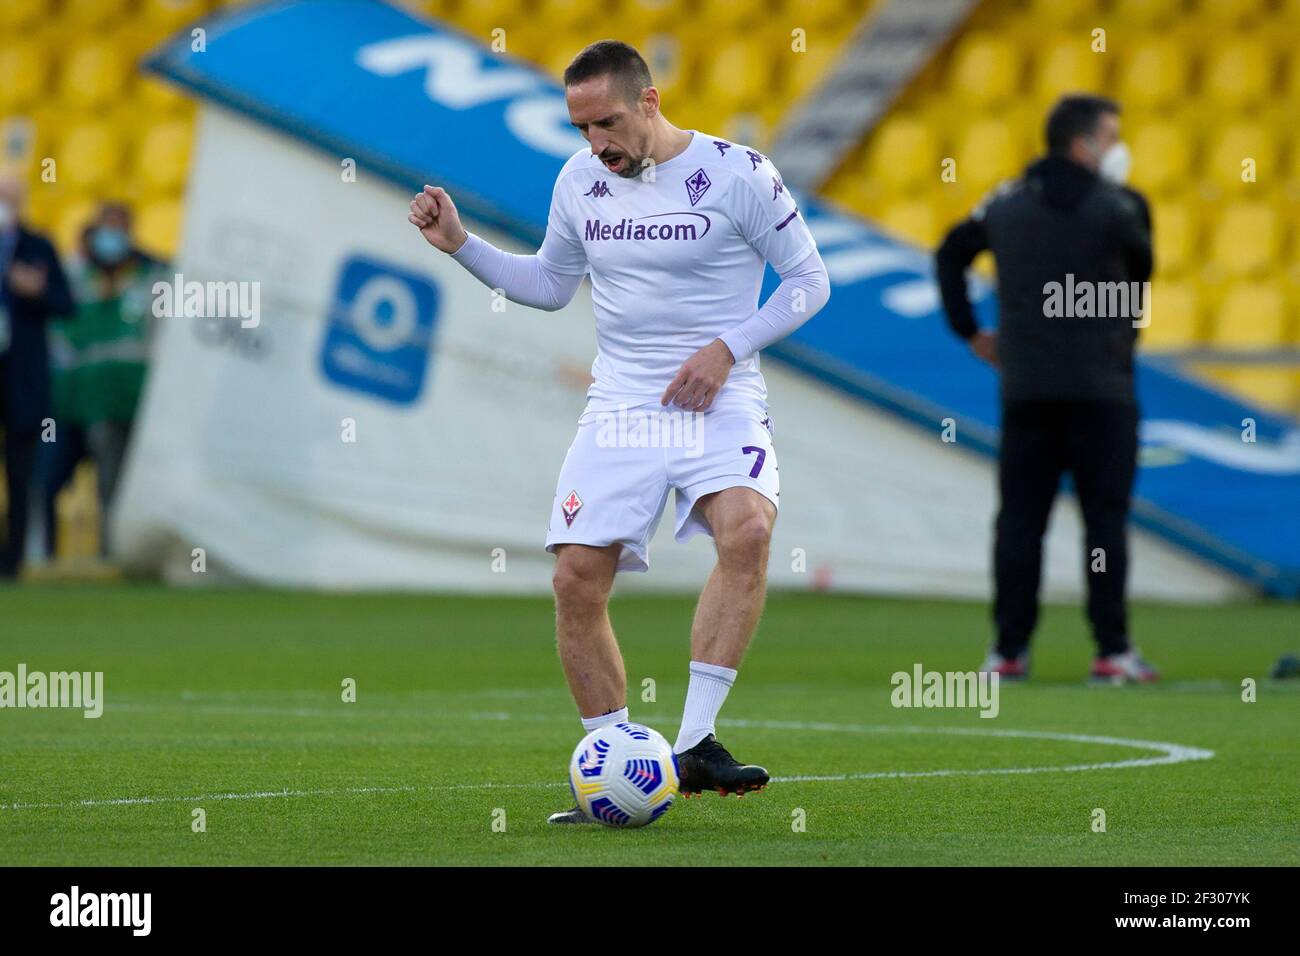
[661,339,736,412]
[408,185,470,254]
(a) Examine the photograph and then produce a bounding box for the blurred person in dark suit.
[935,95,1158,684]
[0,174,73,578]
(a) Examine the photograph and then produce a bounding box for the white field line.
[0,715,1213,812]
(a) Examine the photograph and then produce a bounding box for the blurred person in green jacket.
[42,203,165,557]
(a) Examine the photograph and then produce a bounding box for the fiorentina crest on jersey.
[685,168,711,206]
[561,490,583,527]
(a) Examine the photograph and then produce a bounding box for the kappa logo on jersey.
[712,140,732,156]
[772,175,785,200]
[685,168,711,206]
[584,180,612,198]
[561,489,583,527]
[746,149,765,170]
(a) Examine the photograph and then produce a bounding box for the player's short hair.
[1045,94,1120,153]
[563,40,654,106]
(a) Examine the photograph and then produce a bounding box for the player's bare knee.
[552,552,612,611]
[716,512,773,569]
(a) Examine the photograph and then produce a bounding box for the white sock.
[674,661,737,753]
[581,706,628,733]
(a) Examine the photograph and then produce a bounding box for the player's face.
[566,76,654,179]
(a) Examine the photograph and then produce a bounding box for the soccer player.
[408,40,830,822]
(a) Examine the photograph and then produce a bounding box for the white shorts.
[545,401,780,572]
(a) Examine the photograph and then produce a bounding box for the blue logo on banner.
[321,255,439,405]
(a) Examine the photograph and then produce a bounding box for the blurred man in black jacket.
[0,174,74,578]
[935,95,1158,684]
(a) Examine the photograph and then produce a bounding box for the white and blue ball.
[568,722,679,827]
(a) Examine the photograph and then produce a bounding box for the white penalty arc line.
[0,717,1213,811]
[719,718,1215,782]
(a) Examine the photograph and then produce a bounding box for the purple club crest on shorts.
[685,168,711,207]
[561,490,583,527]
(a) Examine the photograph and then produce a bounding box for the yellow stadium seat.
[104,24,162,65]
[1195,365,1300,412]
[775,0,855,30]
[20,102,72,164]
[820,168,874,215]
[1190,0,1272,28]
[1243,367,1296,407]
[1129,122,1193,197]
[0,0,48,31]
[1141,280,1202,348]
[54,198,100,256]
[1229,369,1300,412]
[642,34,689,100]
[1152,200,1199,277]
[533,0,598,31]
[1031,34,1107,108]
[139,0,210,32]
[1201,39,1273,109]
[700,0,762,30]
[1020,0,1088,30]
[1114,38,1189,112]
[0,43,48,112]
[426,0,460,16]
[136,198,184,259]
[953,118,1023,198]
[1283,48,1300,104]
[1208,202,1279,278]
[505,27,550,72]
[57,122,125,192]
[623,0,678,32]
[1110,0,1184,26]
[877,198,940,247]
[946,33,1021,109]
[24,186,58,235]
[136,75,193,115]
[1203,122,1277,193]
[543,42,576,81]
[58,42,131,111]
[136,120,193,192]
[703,41,765,114]
[1209,281,1291,347]
[1279,0,1300,22]
[865,114,939,195]
[62,0,131,27]
[454,0,526,38]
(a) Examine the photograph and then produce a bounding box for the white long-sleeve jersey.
[451,130,828,411]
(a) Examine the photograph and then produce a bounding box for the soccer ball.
[568,722,679,827]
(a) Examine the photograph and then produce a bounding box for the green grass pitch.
[1,584,1297,866]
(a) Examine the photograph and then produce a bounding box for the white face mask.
[1097,141,1131,185]
[0,200,14,231]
